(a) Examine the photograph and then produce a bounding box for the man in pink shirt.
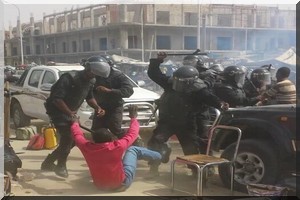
[71,105,162,191]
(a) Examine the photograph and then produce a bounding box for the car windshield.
[58,70,81,78]
[58,70,139,87]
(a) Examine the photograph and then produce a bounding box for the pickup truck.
[10,65,160,129]
[212,104,297,192]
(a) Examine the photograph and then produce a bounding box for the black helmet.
[183,55,209,72]
[250,68,271,88]
[260,64,276,80]
[172,66,199,92]
[83,56,111,78]
[210,64,224,73]
[100,55,115,66]
[223,65,246,88]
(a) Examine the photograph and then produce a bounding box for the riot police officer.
[88,56,134,138]
[147,52,229,177]
[182,56,222,153]
[214,65,260,107]
[183,55,215,88]
[244,68,271,98]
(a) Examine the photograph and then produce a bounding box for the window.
[36,45,41,55]
[156,35,171,49]
[28,70,43,88]
[247,15,253,27]
[25,46,30,55]
[278,17,285,28]
[72,41,77,52]
[42,71,56,85]
[12,47,17,56]
[217,37,232,50]
[128,36,138,49]
[51,43,55,54]
[184,12,197,25]
[184,36,197,50]
[62,42,67,53]
[156,11,170,24]
[82,39,91,51]
[217,14,232,26]
[99,38,107,50]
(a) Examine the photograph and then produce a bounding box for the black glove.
[128,105,138,118]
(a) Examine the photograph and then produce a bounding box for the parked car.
[10,65,160,129]
[213,104,296,192]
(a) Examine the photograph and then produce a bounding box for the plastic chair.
[170,109,242,196]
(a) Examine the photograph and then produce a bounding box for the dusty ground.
[7,120,247,197]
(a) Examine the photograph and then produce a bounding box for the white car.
[10,64,160,129]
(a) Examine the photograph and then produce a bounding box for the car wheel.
[218,139,280,192]
[12,102,31,128]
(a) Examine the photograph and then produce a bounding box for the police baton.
[79,124,95,134]
[166,49,208,56]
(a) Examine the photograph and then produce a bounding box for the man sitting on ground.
[71,105,162,191]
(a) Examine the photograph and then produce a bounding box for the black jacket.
[148,58,223,127]
[214,81,259,107]
[45,71,95,124]
[93,67,134,108]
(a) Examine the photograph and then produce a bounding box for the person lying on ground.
[71,105,162,191]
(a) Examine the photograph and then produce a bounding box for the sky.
[1,0,298,30]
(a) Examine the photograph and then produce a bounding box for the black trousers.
[91,105,124,138]
[147,120,200,159]
[47,124,75,167]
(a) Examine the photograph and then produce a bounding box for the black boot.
[55,156,68,178]
[160,143,172,163]
[41,154,57,171]
[54,165,68,178]
[145,162,160,179]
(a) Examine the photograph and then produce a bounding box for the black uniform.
[147,58,223,163]
[44,71,95,174]
[214,81,259,107]
[92,67,134,137]
[243,78,260,98]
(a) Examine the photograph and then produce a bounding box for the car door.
[35,69,58,122]
[22,68,44,118]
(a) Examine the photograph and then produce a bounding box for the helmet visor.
[234,72,246,87]
[252,72,271,85]
[89,61,111,78]
[172,76,196,92]
[183,59,197,67]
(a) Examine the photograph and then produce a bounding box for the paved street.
[8,120,247,197]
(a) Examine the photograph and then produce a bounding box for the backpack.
[26,134,45,150]
[4,142,22,179]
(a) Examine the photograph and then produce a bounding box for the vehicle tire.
[218,139,280,193]
[12,102,31,128]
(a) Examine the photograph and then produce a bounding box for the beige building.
[4,4,296,65]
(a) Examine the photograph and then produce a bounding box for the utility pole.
[12,4,24,65]
[197,3,201,50]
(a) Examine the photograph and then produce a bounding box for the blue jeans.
[122,146,161,189]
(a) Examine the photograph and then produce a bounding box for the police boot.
[41,154,57,171]
[55,156,68,178]
[145,162,160,179]
[160,143,172,163]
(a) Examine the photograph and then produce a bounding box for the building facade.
[4,4,296,65]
